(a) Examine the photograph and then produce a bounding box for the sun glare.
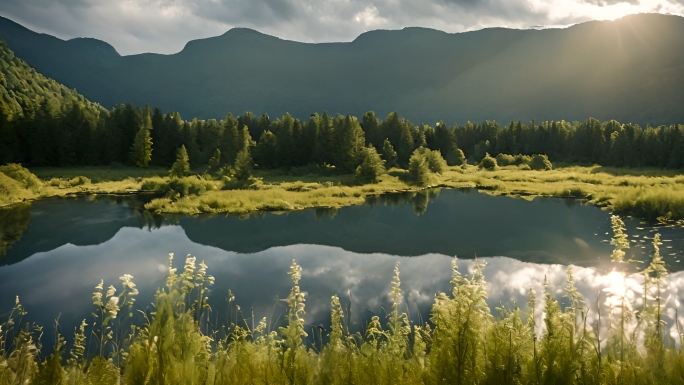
[541,0,683,25]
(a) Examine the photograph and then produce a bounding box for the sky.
[0,0,683,55]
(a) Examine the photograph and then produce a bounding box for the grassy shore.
[1,164,683,221]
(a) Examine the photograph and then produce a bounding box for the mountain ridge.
[0,13,682,125]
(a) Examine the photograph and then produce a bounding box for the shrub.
[495,153,515,166]
[165,177,216,197]
[479,153,498,170]
[518,163,531,170]
[530,154,553,170]
[0,164,42,191]
[67,176,91,186]
[514,154,532,166]
[447,148,467,166]
[355,146,386,183]
[424,149,448,174]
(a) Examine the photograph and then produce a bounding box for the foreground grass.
[0,228,681,385]
[2,164,684,220]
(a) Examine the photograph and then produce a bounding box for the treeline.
[1,219,682,384]
[4,102,684,171]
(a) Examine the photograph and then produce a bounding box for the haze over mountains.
[0,13,682,126]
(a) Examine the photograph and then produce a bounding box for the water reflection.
[2,190,683,269]
[2,230,684,351]
[365,188,442,215]
[0,203,30,256]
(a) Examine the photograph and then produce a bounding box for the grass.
[3,164,684,221]
[0,229,681,385]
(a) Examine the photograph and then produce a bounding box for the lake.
[1,189,683,349]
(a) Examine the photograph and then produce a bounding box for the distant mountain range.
[0,13,682,125]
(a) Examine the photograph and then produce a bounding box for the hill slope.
[0,14,683,125]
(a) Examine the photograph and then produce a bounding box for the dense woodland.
[1,40,684,173]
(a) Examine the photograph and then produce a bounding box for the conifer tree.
[169,145,190,178]
[381,138,398,169]
[207,148,221,173]
[130,109,153,168]
[355,145,386,183]
[233,147,253,181]
[408,149,430,185]
[254,130,277,169]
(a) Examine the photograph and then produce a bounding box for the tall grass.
[2,223,684,384]
[5,164,684,221]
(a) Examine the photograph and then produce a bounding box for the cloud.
[0,0,682,54]
[2,225,684,346]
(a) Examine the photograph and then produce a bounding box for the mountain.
[0,14,683,125]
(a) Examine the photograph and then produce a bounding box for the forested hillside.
[0,14,683,125]
[1,38,683,171]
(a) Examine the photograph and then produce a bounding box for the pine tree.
[408,149,430,185]
[382,138,398,168]
[233,147,253,181]
[355,145,386,183]
[254,130,277,169]
[169,145,190,178]
[207,148,221,172]
[130,109,153,168]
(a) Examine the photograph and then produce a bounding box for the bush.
[518,163,531,170]
[222,176,260,190]
[425,149,448,174]
[495,153,515,166]
[143,177,217,198]
[68,176,91,186]
[447,148,467,166]
[479,153,498,170]
[530,154,553,170]
[514,154,532,166]
[165,177,216,197]
[0,164,42,191]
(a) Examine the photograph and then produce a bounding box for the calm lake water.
[1,189,684,348]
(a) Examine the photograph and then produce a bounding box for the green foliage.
[142,176,218,198]
[610,215,630,263]
[233,147,253,181]
[129,124,153,168]
[530,154,553,170]
[207,148,221,172]
[381,138,398,168]
[0,164,42,191]
[408,148,431,186]
[480,153,498,170]
[0,164,42,205]
[448,148,466,166]
[169,145,190,178]
[423,148,448,174]
[495,153,515,166]
[355,145,386,183]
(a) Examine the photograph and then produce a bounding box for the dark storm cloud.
[0,0,681,55]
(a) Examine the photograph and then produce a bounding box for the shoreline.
[2,164,682,221]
